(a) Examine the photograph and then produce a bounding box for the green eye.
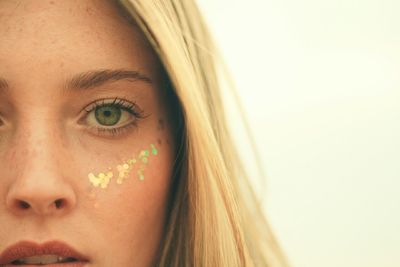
[95,105,122,126]
[82,98,146,137]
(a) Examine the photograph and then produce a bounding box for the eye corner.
[0,114,6,127]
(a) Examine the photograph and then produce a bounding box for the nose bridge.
[5,113,76,216]
[17,110,61,173]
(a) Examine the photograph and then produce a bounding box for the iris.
[95,104,122,126]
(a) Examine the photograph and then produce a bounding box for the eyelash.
[83,97,146,137]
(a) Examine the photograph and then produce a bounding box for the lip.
[0,241,89,266]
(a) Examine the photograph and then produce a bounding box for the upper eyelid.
[83,98,136,112]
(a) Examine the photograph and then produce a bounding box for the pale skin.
[0,0,176,266]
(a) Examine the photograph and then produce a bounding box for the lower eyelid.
[90,121,139,137]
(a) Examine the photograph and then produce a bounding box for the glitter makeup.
[88,143,158,189]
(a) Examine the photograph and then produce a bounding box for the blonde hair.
[117,1,289,266]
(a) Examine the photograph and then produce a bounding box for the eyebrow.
[64,69,153,91]
[0,69,152,94]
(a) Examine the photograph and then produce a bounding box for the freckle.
[157,119,165,130]
[157,138,162,145]
[86,7,94,15]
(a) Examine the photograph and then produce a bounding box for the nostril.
[55,199,64,209]
[18,200,30,209]
[14,199,66,210]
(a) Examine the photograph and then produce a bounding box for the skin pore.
[0,0,176,266]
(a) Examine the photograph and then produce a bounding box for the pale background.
[196,1,400,267]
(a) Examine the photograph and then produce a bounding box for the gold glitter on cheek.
[88,171,113,188]
[87,143,159,189]
[137,166,145,181]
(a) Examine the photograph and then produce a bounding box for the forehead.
[0,0,158,86]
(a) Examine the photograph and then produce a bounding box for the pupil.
[103,110,111,117]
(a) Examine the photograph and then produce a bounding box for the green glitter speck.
[151,144,158,155]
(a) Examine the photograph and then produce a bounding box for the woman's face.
[0,0,176,266]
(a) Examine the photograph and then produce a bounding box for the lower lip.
[2,262,88,267]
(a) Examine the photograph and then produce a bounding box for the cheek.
[68,108,177,257]
[82,140,174,242]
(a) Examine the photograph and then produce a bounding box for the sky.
[197,1,400,266]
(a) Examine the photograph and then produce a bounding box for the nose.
[5,134,77,217]
[6,178,77,216]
